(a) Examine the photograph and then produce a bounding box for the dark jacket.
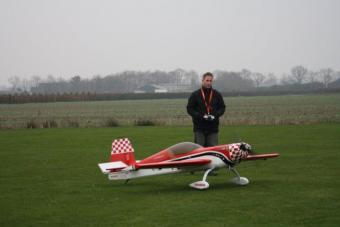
[187,88,226,133]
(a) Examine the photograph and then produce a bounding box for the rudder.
[110,138,136,166]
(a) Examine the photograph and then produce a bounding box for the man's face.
[202,75,213,88]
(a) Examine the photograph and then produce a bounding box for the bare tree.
[30,75,41,90]
[8,76,21,92]
[319,68,334,88]
[215,71,253,91]
[70,75,82,92]
[46,74,56,83]
[240,69,254,87]
[21,78,31,92]
[251,72,265,88]
[240,68,252,81]
[291,65,308,84]
[263,73,277,87]
[308,71,318,83]
[187,70,199,87]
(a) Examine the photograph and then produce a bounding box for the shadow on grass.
[96,176,279,194]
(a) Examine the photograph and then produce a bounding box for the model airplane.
[98,138,279,190]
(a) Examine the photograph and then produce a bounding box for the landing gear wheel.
[189,181,209,190]
[231,177,249,185]
[189,168,214,190]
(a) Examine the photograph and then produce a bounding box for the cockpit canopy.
[166,142,202,155]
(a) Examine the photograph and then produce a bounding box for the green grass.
[0,124,339,226]
[1,94,340,128]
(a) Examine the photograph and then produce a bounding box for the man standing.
[187,72,225,147]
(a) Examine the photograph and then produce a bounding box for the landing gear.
[189,166,249,190]
[229,166,249,186]
[189,168,214,190]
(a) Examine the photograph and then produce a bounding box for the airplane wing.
[134,158,211,170]
[244,153,279,161]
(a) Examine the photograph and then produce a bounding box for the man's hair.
[202,72,214,79]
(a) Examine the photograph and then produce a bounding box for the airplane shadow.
[99,178,278,194]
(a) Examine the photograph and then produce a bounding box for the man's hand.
[203,114,215,121]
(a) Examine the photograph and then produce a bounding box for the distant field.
[0,94,339,129]
[0,125,339,226]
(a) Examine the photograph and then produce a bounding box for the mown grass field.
[1,124,339,226]
[1,94,340,128]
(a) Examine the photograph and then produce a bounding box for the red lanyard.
[200,88,214,114]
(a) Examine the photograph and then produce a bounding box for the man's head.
[202,72,214,89]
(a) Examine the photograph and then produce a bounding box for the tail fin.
[110,138,136,166]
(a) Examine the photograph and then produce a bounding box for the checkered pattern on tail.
[111,138,134,154]
[229,143,248,162]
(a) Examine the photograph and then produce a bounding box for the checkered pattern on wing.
[229,143,247,162]
[111,138,134,154]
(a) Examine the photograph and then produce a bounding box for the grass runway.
[0,124,339,226]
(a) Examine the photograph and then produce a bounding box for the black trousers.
[194,130,218,147]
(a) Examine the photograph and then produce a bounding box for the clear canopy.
[167,142,202,155]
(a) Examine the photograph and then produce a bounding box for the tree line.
[4,66,340,95]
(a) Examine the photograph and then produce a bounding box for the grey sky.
[1,0,340,86]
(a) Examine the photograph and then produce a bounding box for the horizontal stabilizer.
[244,153,279,161]
[98,161,128,174]
[134,159,211,170]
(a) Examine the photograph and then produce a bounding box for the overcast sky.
[1,0,340,86]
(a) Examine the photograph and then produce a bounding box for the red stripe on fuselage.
[138,145,231,164]
[172,145,231,160]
